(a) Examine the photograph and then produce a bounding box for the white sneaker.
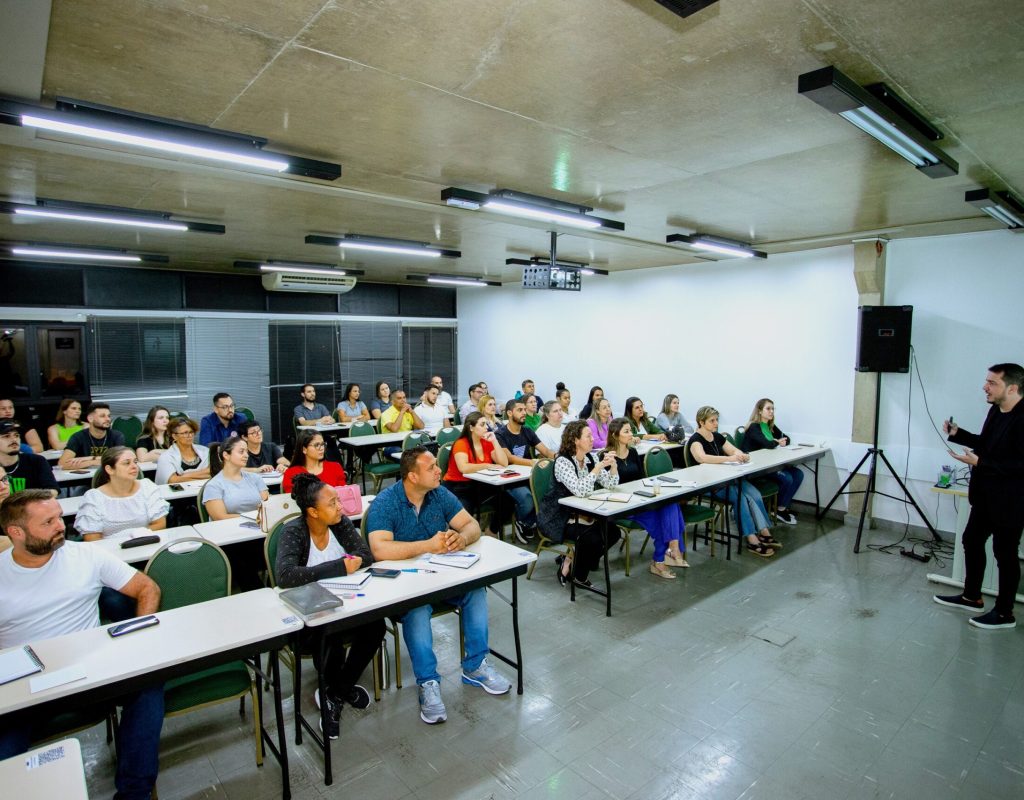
[418,679,447,724]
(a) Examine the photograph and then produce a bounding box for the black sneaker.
[933,594,985,612]
[969,609,1016,630]
[513,520,534,544]
[344,684,371,710]
[776,510,797,526]
[314,688,341,739]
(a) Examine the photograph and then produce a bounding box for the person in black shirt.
[495,399,555,543]
[0,422,58,494]
[935,363,1024,630]
[742,398,804,525]
[238,420,289,472]
[58,402,125,470]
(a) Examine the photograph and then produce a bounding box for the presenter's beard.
[24,530,65,555]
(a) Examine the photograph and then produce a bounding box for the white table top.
[337,430,417,448]
[40,449,64,462]
[0,588,302,716]
[0,738,88,800]
[465,464,533,486]
[301,535,537,628]
[313,418,379,432]
[635,440,681,455]
[89,525,199,563]
[53,461,155,484]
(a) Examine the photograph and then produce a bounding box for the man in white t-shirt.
[430,376,456,416]
[0,490,163,800]
[415,385,451,433]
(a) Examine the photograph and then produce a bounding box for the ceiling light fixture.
[4,242,169,264]
[442,188,625,231]
[0,97,341,180]
[964,188,1024,230]
[305,234,460,259]
[407,273,499,288]
[666,233,766,259]
[1,199,225,234]
[12,246,141,263]
[234,260,366,276]
[797,66,957,178]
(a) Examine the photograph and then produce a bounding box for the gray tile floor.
[76,514,1024,799]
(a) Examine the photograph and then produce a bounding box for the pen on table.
[341,593,366,599]
[401,568,437,573]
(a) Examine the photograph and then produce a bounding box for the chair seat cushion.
[164,661,252,713]
[683,505,717,523]
[365,463,400,475]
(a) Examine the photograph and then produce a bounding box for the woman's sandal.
[758,535,782,549]
[650,562,677,579]
[746,541,775,558]
[664,553,690,568]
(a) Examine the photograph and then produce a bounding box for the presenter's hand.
[943,420,959,437]
[950,448,978,467]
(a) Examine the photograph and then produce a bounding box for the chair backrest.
[196,479,210,523]
[263,512,301,587]
[644,447,673,478]
[144,538,232,610]
[403,430,431,450]
[112,416,143,447]
[684,440,696,468]
[435,426,460,446]
[734,426,746,448]
[437,442,453,475]
[529,458,555,516]
[453,409,462,425]
[350,421,375,437]
[237,406,255,422]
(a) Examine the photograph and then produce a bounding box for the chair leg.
[391,625,403,689]
[527,537,547,579]
[239,696,245,718]
[620,529,631,577]
[639,534,650,557]
[372,650,382,702]
[105,714,114,744]
[250,683,264,767]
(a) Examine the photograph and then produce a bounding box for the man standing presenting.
[367,448,511,724]
[0,490,164,799]
[59,402,125,469]
[294,384,334,427]
[935,363,1024,630]
[0,422,58,493]
[199,393,247,446]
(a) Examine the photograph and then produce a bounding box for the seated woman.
[368,381,391,421]
[276,473,386,739]
[204,437,270,520]
[625,397,667,441]
[587,398,613,450]
[743,398,803,525]
[443,411,509,537]
[76,446,170,539]
[135,405,172,463]
[477,394,502,432]
[538,420,621,588]
[554,382,578,422]
[155,417,211,485]
[579,386,604,421]
[535,401,565,454]
[337,383,371,423]
[655,394,695,440]
[687,406,778,558]
[605,418,688,577]
[522,393,542,430]
[47,398,83,451]
[282,430,347,493]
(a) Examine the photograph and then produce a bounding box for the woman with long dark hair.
[579,386,604,421]
[135,405,172,463]
[369,381,391,421]
[204,437,269,520]
[442,411,509,536]
[337,383,370,422]
[282,430,347,493]
[47,398,83,450]
[624,396,667,442]
[76,446,169,539]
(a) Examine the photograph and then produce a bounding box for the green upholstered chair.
[435,426,460,447]
[683,441,733,559]
[526,459,574,580]
[237,407,255,422]
[112,416,143,448]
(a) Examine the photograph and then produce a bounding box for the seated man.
[238,419,289,472]
[414,384,450,433]
[59,402,126,470]
[0,397,44,454]
[495,399,555,543]
[430,376,456,417]
[514,379,543,407]
[294,384,334,427]
[0,489,163,800]
[367,448,511,724]
[458,383,485,421]
[0,422,58,494]
[199,393,247,446]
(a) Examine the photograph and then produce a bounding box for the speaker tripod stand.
[818,374,942,552]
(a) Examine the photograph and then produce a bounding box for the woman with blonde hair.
[742,398,803,525]
[477,394,502,432]
[587,398,613,450]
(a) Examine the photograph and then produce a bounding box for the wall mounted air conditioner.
[261,271,357,294]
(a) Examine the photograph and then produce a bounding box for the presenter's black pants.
[962,504,1023,616]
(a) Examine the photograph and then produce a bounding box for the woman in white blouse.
[155,417,211,485]
[76,446,170,540]
[535,401,565,454]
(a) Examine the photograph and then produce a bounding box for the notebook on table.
[0,645,44,686]
[429,551,480,569]
[319,571,372,591]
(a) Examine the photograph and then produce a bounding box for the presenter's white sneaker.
[418,680,447,724]
[462,658,512,695]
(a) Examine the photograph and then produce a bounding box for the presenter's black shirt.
[949,400,1024,524]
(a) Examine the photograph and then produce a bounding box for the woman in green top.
[624,396,666,441]
[742,398,802,525]
[522,393,542,430]
[47,398,83,450]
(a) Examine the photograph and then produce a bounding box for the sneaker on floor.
[343,684,371,710]
[969,609,1016,630]
[513,519,534,545]
[462,657,512,695]
[418,679,447,724]
[314,688,341,739]
[933,594,985,612]
[776,510,797,525]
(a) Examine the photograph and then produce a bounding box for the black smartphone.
[368,567,401,578]
[108,615,160,637]
[634,489,656,498]
[658,476,678,483]
[169,484,184,493]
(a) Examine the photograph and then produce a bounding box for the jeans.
[506,485,537,527]
[713,480,769,536]
[0,684,164,800]
[99,587,138,623]
[400,587,490,685]
[962,504,1024,616]
[629,504,686,562]
[772,465,804,508]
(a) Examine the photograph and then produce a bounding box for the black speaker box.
[856,305,913,373]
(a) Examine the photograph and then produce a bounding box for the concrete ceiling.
[0,0,1020,284]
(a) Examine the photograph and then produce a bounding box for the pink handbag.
[335,484,363,516]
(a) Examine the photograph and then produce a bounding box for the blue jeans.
[506,485,536,527]
[400,587,489,685]
[0,684,164,800]
[714,480,770,536]
[772,465,804,508]
[629,504,686,562]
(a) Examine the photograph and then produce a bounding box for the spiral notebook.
[0,645,45,686]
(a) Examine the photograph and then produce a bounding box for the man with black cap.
[0,421,58,494]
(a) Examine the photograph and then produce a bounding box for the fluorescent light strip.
[483,199,603,229]
[426,277,485,287]
[339,241,441,258]
[983,205,1024,228]
[691,241,756,258]
[260,264,345,277]
[11,247,141,262]
[21,114,290,172]
[839,107,935,167]
[13,207,188,231]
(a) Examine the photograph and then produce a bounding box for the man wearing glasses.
[198,392,247,446]
[238,420,289,472]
